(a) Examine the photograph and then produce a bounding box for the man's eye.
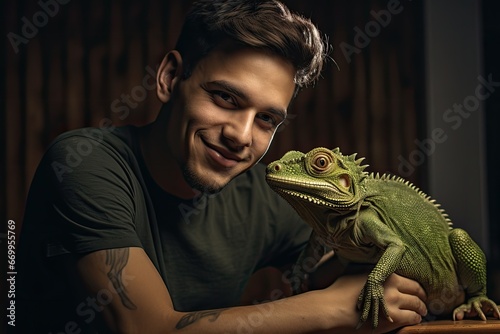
[258,114,273,124]
[213,91,237,108]
[257,113,280,127]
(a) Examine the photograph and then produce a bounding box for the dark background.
[1,0,499,320]
[1,0,426,221]
[483,0,500,302]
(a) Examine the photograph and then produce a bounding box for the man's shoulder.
[46,126,139,163]
[42,125,141,183]
[50,125,136,151]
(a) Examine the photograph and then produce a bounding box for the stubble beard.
[181,163,224,195]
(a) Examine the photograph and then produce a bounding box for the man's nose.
[222,111,254,149]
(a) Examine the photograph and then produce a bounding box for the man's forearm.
[169,291,333,334]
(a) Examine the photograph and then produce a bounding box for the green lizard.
[265,147,500,328]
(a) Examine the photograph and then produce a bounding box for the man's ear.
[156,50,183,103]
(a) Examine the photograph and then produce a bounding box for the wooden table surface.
[396,319,500,333]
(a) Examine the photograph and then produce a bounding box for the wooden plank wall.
[2,0,424,227]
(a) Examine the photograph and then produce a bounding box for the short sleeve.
[42,132,143,255]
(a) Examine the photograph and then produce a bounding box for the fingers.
[385,273,427,303]
[327,273,425,334]
[383,274,428,320]
[391,309,423,326]
[355,310,422,334]
[400,292,428,317]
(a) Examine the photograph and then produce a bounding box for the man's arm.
[73,246,426,333]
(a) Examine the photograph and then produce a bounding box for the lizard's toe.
[453,297,500,321]
[473,301,487,321]
[356,281,391,329]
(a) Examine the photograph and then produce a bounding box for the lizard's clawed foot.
[452,297,500,321]
[356,279,393,329]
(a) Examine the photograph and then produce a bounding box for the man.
[15,1,427,333]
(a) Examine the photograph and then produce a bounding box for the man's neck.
[139,117,198,200]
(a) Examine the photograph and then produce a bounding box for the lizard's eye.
[311,152,334,174]
[318,157,327,166]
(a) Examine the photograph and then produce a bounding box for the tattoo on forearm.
[105,248,137,310]
[175,309,226,329]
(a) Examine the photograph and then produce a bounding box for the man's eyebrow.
[208,80,247,99]
[268,107,287,122]
[206,80,288,120]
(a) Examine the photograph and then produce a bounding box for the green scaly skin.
[266,147,500,329]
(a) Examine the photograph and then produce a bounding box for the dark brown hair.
[175,0,329,91]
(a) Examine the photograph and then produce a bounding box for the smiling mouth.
[203,140,242,169]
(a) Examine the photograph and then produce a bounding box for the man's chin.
[182,167,227,195]
[192,182,224,195]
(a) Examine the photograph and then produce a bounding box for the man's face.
[166,46,296,193]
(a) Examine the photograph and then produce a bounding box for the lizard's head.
[266,147,368,224]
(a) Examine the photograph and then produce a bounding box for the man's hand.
[317,273,427,334]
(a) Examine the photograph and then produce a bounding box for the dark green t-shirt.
[15,126,310,333]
